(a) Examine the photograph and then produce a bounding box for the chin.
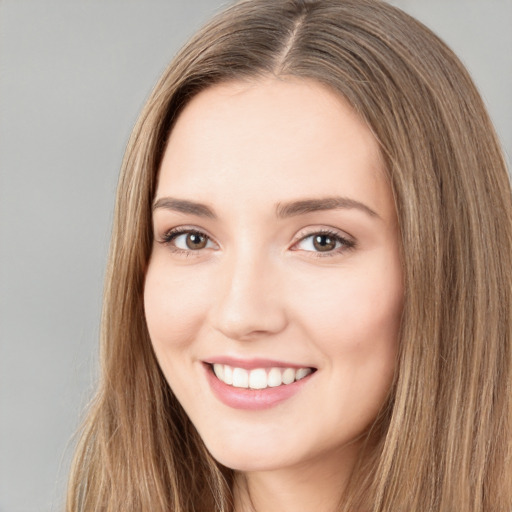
[208,448,292,473]
[200,430,298,472]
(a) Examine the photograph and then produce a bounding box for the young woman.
[67,1,512,511]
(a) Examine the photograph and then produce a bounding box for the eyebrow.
[276,197,379,219]
[152,197,216,218]
[152,196,379,219]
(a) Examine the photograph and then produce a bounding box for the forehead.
[157,77,393,221]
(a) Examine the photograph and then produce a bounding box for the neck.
[233,444,360,512]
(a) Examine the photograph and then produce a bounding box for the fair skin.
[144,77,403,512]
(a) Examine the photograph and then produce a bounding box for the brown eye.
[163,230,213,251]
[293,230,354,256]
[312,234,338,252]
[185,233,208,250]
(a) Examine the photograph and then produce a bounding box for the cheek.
[289,259,403,360]
[143,256,212,352]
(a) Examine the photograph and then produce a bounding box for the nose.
[209,249,288,341]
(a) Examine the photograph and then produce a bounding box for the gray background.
[0,1,510,511]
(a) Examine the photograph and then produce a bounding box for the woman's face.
[144,78,403,474]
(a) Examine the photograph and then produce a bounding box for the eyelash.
[158,227,356,258]
[159,227,213,256]
[292,228,356,258]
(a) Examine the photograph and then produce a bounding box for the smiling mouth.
[210,363,316,390]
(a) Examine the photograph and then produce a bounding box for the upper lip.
[203,356,316,370]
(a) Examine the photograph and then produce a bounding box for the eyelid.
[156,224,356,257]
[158,225,219,253]
[290,226,356,256]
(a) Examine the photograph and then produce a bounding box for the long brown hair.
[67,1,512,510]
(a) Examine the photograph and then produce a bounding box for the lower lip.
[204,364,314,410]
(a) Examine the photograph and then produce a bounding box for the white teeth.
[282,368,295,385]
[249,368,267,389]
[296,368,312,381]
[213,364,224,381]
[267,367,282,387]
[224,365,233,385]
[232,368,249,388]
[212,364,313,389]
